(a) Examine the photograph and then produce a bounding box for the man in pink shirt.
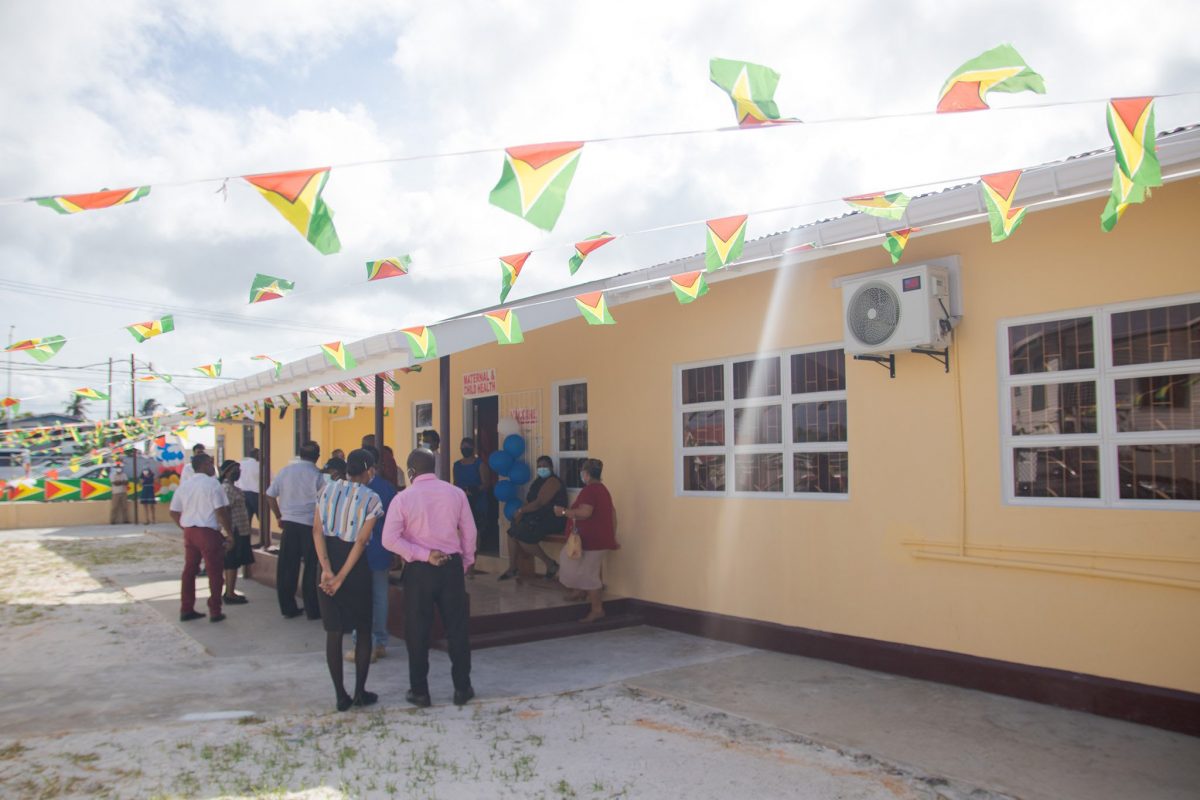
[382,448,478,707]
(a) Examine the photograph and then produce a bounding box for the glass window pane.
[1114,373,1200,432]
[732,357,781,399]
[1008,317,1095,374]
[1013,446,1100,498]
[682,410,725,447]
[792,400,848,443]
[1118,444,1200,500]
[559,457,586,490]
[734,453,783,492]
[414,403,433,429]
[682,365,724,404]
[683,455,726,492]
[558,420,588,452]
[791,349,846,394]
[793,452,849,494]
[734,405,782,445]
[1010,382,1097,435]
[1111,302,1200,366]
[558,383,588,415]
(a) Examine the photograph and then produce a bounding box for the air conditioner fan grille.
[848,282,901,346]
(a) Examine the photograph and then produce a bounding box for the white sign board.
[462,369,497,398]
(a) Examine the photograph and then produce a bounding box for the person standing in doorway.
[237,448,262,531]
[348,447,397,664]
[109,464,130,525]
[170,452,234,622]
[382,449,477,707]
[267,441,325,620]
[453,437,488,544]
[421,430,443,479]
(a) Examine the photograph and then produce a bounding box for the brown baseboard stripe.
[632,600,1200,737]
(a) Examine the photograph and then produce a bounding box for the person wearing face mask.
[452,438,489,549]
[554,458,617,623]
[498,455,567,580]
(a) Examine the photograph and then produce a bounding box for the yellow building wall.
[392,176,1200,693]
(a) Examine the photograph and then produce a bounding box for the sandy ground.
[0,526,1012,799]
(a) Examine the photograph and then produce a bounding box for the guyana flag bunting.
[366,256,411,281]
[320,341,357,371]
[355,378,371,394]
[0,397,19,415]
[845,192,910,221]
[73,387,109,401]
[882,228,918,264]
[936,44,1046,113]
[400,326,438,360]
[35,186,151,214]
[381,373,401,391]
[483,309,524,345]
[126,314,175,343]
[709,58,796,127]
[1100,98,1162,233]
[574,291,615,326]
[6,335,66,363]
[248,273,296,304]
[488,142,584,231]
[194,360,222,378]
[669,271,710,305]
[499,252,530,303]
[980,171,1028,242]
[568,233,615,276]
[243,167,341,254]
[705,214,748,271]
[252,354,283,378]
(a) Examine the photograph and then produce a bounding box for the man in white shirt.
[267,441,325,620]
[179,443,207,484]
[170,452,234,623]
[237,448,263,536]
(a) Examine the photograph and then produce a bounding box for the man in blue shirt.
[349,446,399,662]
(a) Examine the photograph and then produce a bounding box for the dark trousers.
[276,521,320,618]
[243,491,259,523]
[403,556,471,693]
[182,526,224,616]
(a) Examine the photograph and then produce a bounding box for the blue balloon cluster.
[503,499,522,521]
[492,433,531,510]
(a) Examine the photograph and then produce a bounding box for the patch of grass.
[237,715,266,726]
[0,741,28,759]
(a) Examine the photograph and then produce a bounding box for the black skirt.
[510,508,567,543]
[317,536,372,634]
[225,535,256,569]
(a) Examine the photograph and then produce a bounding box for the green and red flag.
[126,315,175,343]
[568,232,615,276]
[669,271,710,305]
[488,142,584,231]
[36,186,151,214]
[844,192,910,221]
[252,354,283,378]
[366,256,411,281]
[705,215,748,271]
[243,167,341,254]
[1100,97,1162,232]
[248,274,295,304]
[400,326,438,360]
[73,387,109,401]
[980,171,1027,242]
[320,342,356,371]
[499,252,530,303]
[882,228,919,264]
[574,291,615,326]
[381,373,402,391]
[483,309,524,345]
[194,360,222,378]
[709,58,795,127]
[936,44,1046,113]
[6,335,66,362]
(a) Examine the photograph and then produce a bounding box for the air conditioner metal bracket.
[911,347,950,373]
[853,353,895,379]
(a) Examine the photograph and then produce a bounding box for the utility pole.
[130,354,138,525]
[107,357,113,420]
[5,325,12,412]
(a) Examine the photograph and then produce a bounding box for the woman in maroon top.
[554,458,617,623]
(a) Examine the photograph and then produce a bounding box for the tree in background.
[140,397,161,417]
[64,393,88,419]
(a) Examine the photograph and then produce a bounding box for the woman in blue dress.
[452,437,488,538]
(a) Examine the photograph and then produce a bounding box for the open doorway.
[466,395,500,555]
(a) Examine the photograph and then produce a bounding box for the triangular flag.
[980,171,1027,242]
[705,215,748,271]
[574,292,615,325]
[844,192,910,221]
[248,274,296,304]
[669,271,710,305]
[882,228,918,264]
[252,354,283,378]
[194,360,222,378]
[73,388,109,400]
[126,315,175,343]
[709,58,798,126]
[320,342,357,371]
[483,310,524,345]
[6,335,66,362]
[36,186,151,214]
[243,167,341,254]
[499,252,530,303]
[1100,98,1162,232]
[488,142,584,231]
[366,256,411,281]
[400,327,438,360]
[936,44,1046,113]
[568,233,615,275]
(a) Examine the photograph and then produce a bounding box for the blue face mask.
[536,467,551,479]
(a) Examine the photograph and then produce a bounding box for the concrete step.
[439,609,644,650]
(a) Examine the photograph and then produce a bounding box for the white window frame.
[674,344,849,500]
[552,379,588,497]
[999,292,1200,511]
[412,400,434,451]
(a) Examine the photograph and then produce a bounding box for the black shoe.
[283,608,304,619]
[353,690,378,707]
[180,611,205,622]
[223,594,249,605]
[545,562,559,579]
[497,568,518,581]
[453,687,475,706]
[209,613,226,623]
[405,689,432,708]
[336,694,354,712]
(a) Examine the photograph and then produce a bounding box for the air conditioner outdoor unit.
[841,264,953,355]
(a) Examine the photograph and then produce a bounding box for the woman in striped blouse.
[313,448,384,711]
